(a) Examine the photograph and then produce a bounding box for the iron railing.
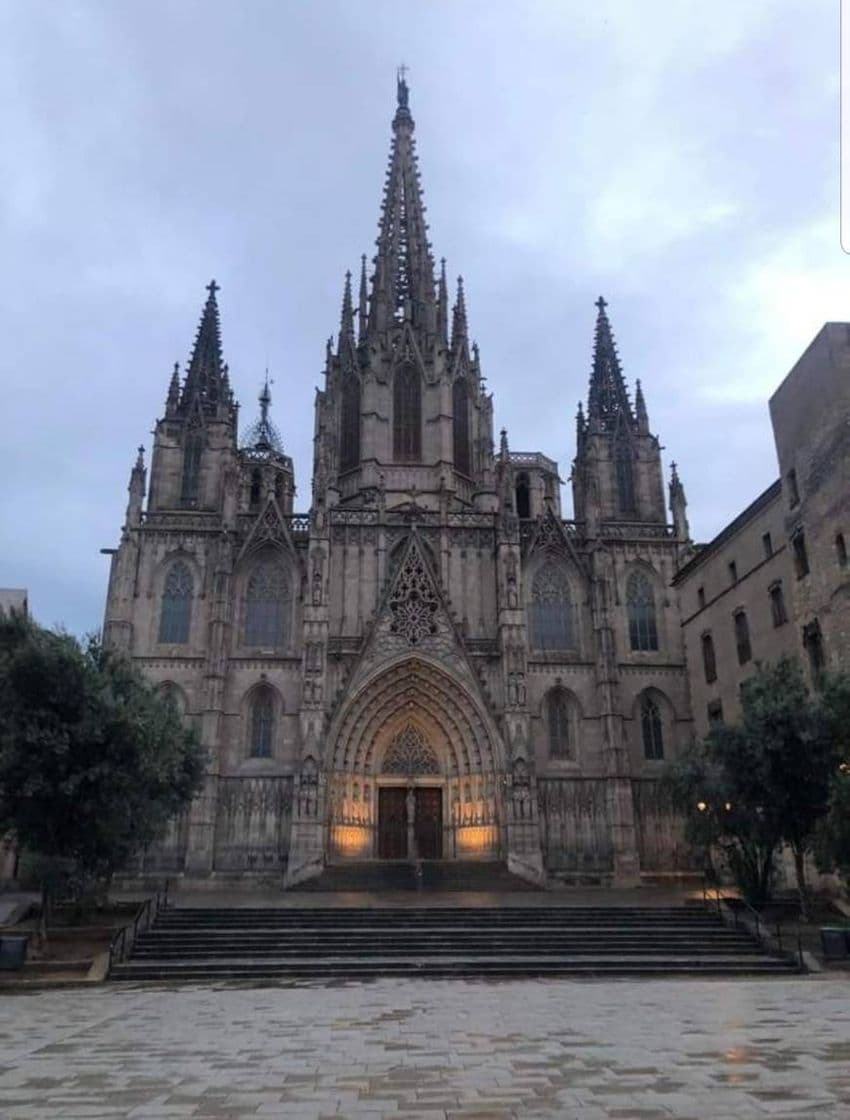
[107,881,169,976]
[702,877,805,972]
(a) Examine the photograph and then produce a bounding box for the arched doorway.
[325,656,505,861]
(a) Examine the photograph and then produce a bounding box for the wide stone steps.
[293,861,539,892]
[111,903,800,982]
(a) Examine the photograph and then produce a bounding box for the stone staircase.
[110,902,800,982]
[293,860,538,892]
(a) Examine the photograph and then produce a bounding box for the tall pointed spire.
[669,461,690,541]
[437,258,449,347]
[180,280,226,414]
[635,378,649,433]
[357,254,368,343]
[339,270,354,344]
[166,361,180,416]
[451,275,469,357]
[367,70,436,337]
[587,296,633,431]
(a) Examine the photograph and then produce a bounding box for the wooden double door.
[377,786,443,859]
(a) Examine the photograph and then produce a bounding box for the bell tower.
[572,297,666,531]
[312,73,496,514]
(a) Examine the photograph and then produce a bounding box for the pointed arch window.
[244,562,289,648]
[340,373,361,472]
[452,377,471,476]
[530,563,574,650]
[249,687,275,758]
[181,429,203,506]
[158,561,193,644]
[615,441,636,516]
[626,571,659,651]
[640,694,664,760]
[515,472,531,519]
[393,363,421,461]
[249,469,262,509]
[546,688,574,760]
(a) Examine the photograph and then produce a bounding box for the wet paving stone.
[0,977,849,1117]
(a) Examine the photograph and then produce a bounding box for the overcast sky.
[1,1,845,635]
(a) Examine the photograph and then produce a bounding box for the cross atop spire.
[179,279,227,416]
[586,295,634,431]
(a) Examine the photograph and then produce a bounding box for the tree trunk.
[793,843,809,922]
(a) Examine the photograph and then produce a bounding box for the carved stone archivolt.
[382,723,441,775]
[329,656,502,778]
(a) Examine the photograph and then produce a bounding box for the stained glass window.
[641,695,664,760]
[626,571,658,651]
[530,563,574,650]
[244,563,289,647]
[158,561,193,644]
[547,689,573,759]
[250,688,274,757]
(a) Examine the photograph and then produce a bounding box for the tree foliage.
[814,770,850,885]
[0,613,205,891]
[662,658,839,909]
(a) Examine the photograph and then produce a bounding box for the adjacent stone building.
[674,323,850,740]
[102,77,695,887]
[673,483,798,740]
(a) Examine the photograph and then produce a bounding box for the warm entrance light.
[696,800,708,812]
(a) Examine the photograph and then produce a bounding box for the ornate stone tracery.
[382,723,440,775]
[389,543,439,645]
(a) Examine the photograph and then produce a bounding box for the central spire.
[587,296,634,431]
[367,70,437,338]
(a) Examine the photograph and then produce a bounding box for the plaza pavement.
[1,976,849,1119]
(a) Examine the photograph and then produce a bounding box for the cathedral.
[103,76,695,888]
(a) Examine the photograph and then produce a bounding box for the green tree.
[814,770,850,885]
[663,659,838,914]
[662,725,781,906]
[0,613,205,931]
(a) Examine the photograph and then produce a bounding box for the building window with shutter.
[707,699,724,726]
[803,619,825,679]
[701,632,717,683]
[734,609,752,665]
[792,530,809,579]
[769,582,787,627]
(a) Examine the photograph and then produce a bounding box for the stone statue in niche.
[312,561,323,605]
[516,672,526,706]
[505,553,519,608]
[506,667,519,703]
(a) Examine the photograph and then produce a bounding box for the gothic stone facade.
[103,79,695,886]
